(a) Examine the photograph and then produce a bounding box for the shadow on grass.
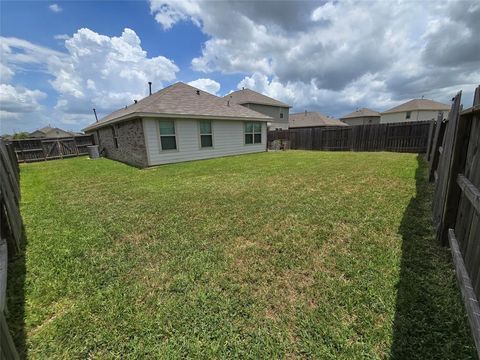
[390,154,477,359]
[6,230,27,359]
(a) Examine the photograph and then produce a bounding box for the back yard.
[7,151,476,358]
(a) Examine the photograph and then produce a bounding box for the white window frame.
[198,120,214,149]
[244,121,262,145]
[157,119,178,152]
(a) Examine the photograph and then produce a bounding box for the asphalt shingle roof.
[340,108,381,119]
[382,99,450,114]
[289,112,348,128]
[225,88,291,108]
[83,82,272,132]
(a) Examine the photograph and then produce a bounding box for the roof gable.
[84,82,272,131]
[225,88,291,108]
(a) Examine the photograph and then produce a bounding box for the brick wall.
[89,119,148,167]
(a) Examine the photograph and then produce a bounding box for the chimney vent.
[196,90,200,95]
[148,82,152,96]
[134,100,138,104]
[93,108,98,122]
[304,110,307,115]
[242,87,245,90]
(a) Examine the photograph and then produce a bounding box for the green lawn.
[7,151,476,359]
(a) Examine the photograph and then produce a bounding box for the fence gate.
[11,135,94,163]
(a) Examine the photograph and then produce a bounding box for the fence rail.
[268,121,433,153]
[0,138,22,359]
[429,85,480,358]
[10,135,94,163]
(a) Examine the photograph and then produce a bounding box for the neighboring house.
[339,108,381,126]
[225,88,291,130]
[289,111,348,129]
[381,99,450,124]
[83,82,271,168]
[29,126,75,138]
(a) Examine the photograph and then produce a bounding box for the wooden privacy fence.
[429,85,480,357]
[10,135,94,163]
[0,138,22,359]
[268,121,433,153]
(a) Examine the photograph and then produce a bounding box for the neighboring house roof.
[225,88,291,108]
[289,112,348,128]
[340,108,381,119]
[29,126,74,138]
[382,99,450,114]
[84,82,272,132]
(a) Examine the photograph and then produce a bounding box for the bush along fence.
[268,121,433,153]
[429,85,480,357]
[0,138,22,359]
[10,135,94,163]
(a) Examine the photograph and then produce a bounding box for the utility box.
[87,145,100,159]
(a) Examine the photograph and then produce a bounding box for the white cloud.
[150,0,480,115]
[0,84,47,115]
[0,63,14,84]
[188,78,220,95]
[1,28,179,132]
[49,4,62,13]
[49,28,179,116]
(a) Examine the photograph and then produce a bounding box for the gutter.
[83,112,273,132]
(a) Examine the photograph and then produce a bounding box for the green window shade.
[200,120,211,134]
[201,135,213,147]
[245,122,253,133]
[159,120,175,135]
[161,136,176,150]
[253,123,262,132]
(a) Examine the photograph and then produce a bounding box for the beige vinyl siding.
[243,103,289,129]
[380,110,448,124]
[143,118,266,166]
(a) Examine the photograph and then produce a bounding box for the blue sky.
[1,0,479,134]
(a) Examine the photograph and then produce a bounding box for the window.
[280,112,284,119]
[405,111,411,119]
[245,122,262,144]
[111,125,119,148]
[158,120,177,150]
[199,120,213,148]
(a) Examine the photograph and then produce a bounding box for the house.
[339,108,381,126]
[225,88,290,130]
[289,111,348,129]
[83,82,271,168]
[29,126,75,138]
[381,99,450,124]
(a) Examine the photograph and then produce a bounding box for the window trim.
[157,119,179,152]
[244,121,263,145]
[198,120,214,149]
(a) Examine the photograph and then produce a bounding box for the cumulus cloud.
[49,4,62,13]
[150,0,480,115]
[187,78,220,95]
[49,28,179,116]
[1,28,179,131]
